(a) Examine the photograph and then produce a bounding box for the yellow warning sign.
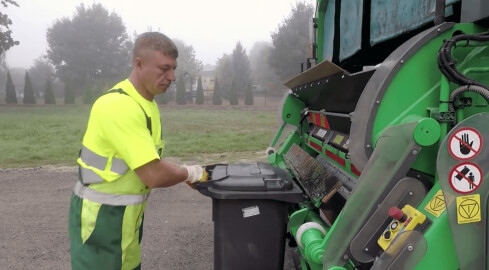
[456,194,481,224]
[424,190,446,217]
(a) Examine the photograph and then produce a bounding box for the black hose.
[448,85,489,111]
[437,32,489,89]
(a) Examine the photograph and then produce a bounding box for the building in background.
[200,68,216,98]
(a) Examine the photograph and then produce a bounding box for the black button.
[384,231,391,240]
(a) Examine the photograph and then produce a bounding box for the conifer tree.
[212,77,222,105]
[23,72,36,104]
[229,80,238,105]
[44,78,56,104]
[176,77,186,105]
[195,76,204,105]
[245,81,254,105]
[5,71,17,104]
[157,91,170,104]
[64,81,75,104]
[83,88,91,104]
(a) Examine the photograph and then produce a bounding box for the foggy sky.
[5,0,314,69]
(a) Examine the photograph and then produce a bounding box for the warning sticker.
[449,162,482,194]
[456,194,481,224]
[448,128,483,161]
[424,190,446,217]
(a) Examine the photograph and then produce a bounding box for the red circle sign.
[448,128,483,161]
[449,162,482,194]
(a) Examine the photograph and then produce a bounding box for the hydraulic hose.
[448,85,489,111]
[437,32,489,89]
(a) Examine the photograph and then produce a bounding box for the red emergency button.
[389,207,407,222]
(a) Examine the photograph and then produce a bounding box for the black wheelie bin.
[196,162,304,270]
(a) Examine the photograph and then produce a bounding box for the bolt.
[412,150,418,155]
[408,245,414,251]
[400,60,405,64]
[342,75,345,79]
[409,192,413,196]
[343,254,349,260]
[376,100,380,104]
[366,144,371,148]
[437,28,441,32]
[364,248,369,252]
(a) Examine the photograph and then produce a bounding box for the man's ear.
[134,57,143,70]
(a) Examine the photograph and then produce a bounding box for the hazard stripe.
[351,164,361,176]
[321,115,330,129]
[315,113,321,126]
[309,140,323,152]
[325,149,346,167]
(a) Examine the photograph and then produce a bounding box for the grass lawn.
[0,105,280,168]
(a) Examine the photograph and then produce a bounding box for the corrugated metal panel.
[370,0,457,45]
[461,0,489,22]
[322,0,336,61]
[340,0,364,61]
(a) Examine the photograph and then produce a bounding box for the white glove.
[182,165,204,183]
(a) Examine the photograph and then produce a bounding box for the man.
[69,32,204,270]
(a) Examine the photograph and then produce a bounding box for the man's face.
[136,49,177,97]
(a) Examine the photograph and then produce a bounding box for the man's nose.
[168,70,176,82]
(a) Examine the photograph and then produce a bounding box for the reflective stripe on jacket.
[73,181,149,206]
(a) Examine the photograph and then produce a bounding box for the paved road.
[0,166,214,270]
[0,166,296,270]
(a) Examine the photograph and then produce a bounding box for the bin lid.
[196,162,304,203]
[211,163,292,191]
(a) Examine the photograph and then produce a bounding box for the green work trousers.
[69,194,145,270]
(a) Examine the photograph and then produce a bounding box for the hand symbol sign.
[459,133,474,155]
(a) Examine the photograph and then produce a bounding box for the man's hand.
[182,165,205,183]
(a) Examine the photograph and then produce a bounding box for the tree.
[4,70,16,103]
[215,54,233,98]
[64,80,75,104]
[23,72,36,104]
[28,57,55,98]
[249,41,281,95]
[156,92,170,105]
[0,0,20,55]
[212,77,222,105]
[195,76,204,105]
[0,53,7,97]
[269,1,314,80]
[176,77,186,105]
[231,42,252,95]
[244,81,253,105]
[173,39,202,86]
[47,3,132,100]
[44,78,55,104]
[229,80,238,105]
[83,85,94,104]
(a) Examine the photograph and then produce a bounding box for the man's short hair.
[132,32,178,61]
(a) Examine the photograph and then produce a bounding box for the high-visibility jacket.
[69,79,163,270]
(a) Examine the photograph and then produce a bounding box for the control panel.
[378,205,428,250]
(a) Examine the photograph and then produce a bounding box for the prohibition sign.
[449,162,482,194]
[448,127,483,161]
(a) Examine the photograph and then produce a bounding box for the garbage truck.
[196,0,489,269]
